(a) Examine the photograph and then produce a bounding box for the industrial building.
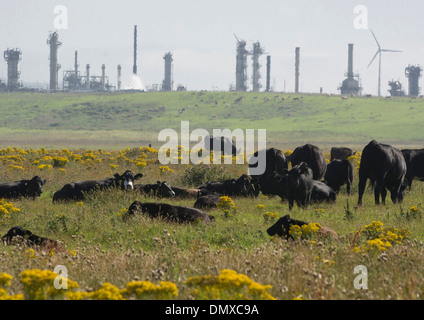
[405,65,422,97]
[338,43,362,96]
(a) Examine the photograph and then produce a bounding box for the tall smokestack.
[133,25,137,75]
[101,64,106,90]
[295,47,300,93]
[47,32,62,91]
[74,50,78,76]
[86,64,90,89]
[266,55,271,92]
[4,48,22,91]
[348,43,354,78]
[117,64,122,91]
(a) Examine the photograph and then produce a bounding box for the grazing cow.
[53,170,143,202]
[248,148,289,196]
[324,159,354,195]
[286,162,314,210]
[0,176,46,199]
[358,140,407,205]
[290,144,327,180]
[136,181,176,198]
[311,181,337,203]
[194,194,221,210]
[2,226,63,251]
[204,135,240,156]
[330,147,356,161]
[127,201,215,223]
[266,215,339,241]
[198,174,253,197]
[401,148,424,190]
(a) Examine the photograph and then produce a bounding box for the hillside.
[0,91,423,150]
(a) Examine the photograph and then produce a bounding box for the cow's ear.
[114,173,121,179]
[134,173,143,180]
[157,181,161,185]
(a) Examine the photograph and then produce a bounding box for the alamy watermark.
[53,265,68,290]
[53,5,68,30]
[353,5,368,30]
[157,121,267,175]
[353,265,368,290]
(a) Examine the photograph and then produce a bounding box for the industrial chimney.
[117,65,122,91]
[266,55,271,92]
[101,64,106,91]
[133,25,138,75]
[339,43,361,95]
[235,36,249,91]
[47,32,62,91]
[3,48,22,91]
[405,65,423,97]
[295,47,300,93]
[162,52,173,91]
[86,64,90,89]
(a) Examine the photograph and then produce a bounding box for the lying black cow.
[0,176,46,199]
[204,135,241,156]
[127,201,215,223]
[330,147,356,161]
[324,159,354,195]
[2,226,63,251]
[290,144,327,180]
[258,170,288,201]
[401,148,424,190]
[248,148,288,196]
[171,187,210,199]
[136,181,175,198]
[286,162,314,210]
[267,215,338,240]
[358,140,407,205]
[53,170,143,202]
[311,181,336,203]
[194,194,221,210]
[198,174,252,197]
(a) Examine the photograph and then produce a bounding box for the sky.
[0,0,423,94]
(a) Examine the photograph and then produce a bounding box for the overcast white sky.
[0,0,423,94]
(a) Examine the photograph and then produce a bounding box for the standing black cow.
[290,144,327,180]
[204,135,240,156]
[286,162,314,210]
[53,170,143,202]
[330,147,356,161]
[324,159,354,195]
[401,148,424,190]
[0,176,46,199]
[358,140,407,205]
[248,148,288,196]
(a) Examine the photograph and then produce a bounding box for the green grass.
[1,91,424,149]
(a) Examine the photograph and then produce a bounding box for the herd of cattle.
[1,139,424,248]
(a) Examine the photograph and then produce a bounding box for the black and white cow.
[53,170,143,202]
[0,176,46,199]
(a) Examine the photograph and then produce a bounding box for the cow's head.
[2,226,33,244]
[114,171,143,190]
[156,181,176,198]
[266,215,308,239]
[25,176,46,197]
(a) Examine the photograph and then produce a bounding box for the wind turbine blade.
[367,51,379,68]
[370,29,381,49]
[381,49,402,53]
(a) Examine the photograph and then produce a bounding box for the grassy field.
[1,91,424,301]
[0,146,424,300]
[0,91,424,149]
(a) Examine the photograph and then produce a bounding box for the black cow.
[286,162,314,210]
[330,147,356,161]
[194,194,221,210]
[127,201,215,223]
[248,148,288,196]
[290,144,327,180]
[311,181,337,203]
[2,226,63,251]
[401,148,424,190]
[53,170,143,202]
[324,159,354,195]
[0,176,46,199]
[358,140,407,205]
[266,215,338,240]
[204,135,240,156]
[136,181,176,198]
[257,170,289,201]
[198,174,252,197]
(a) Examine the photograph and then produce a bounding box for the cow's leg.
[346,179,352,196]
[390,179,403,204]
[380,185,387,205]
[288,196,294,211]
[357,176,367,205]
[374,182,383,205]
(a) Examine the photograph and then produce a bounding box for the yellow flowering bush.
[52,156,69,168]
[159,166,174,175]
[289,223,322,240]
[263,211,279,222]
[186,269,275,300]
[86,283,124,300]
[121,281,178,300]
[0,198,21,224]
[217,196,238,218]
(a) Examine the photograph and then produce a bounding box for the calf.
[127,201,215,223]
[0,176,46,199]
[266,215,338,241]
[286,162,314,210]
[324,159,354,195]
[194,194,221,210]
[136,181,175,198]
[53,170,143,202]
[2,226,64,252]
[311,181,337,203]
[358,140,406,205]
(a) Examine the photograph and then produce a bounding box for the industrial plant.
[0,26,422,97]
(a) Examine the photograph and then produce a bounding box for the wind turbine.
[367,29,402,96]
